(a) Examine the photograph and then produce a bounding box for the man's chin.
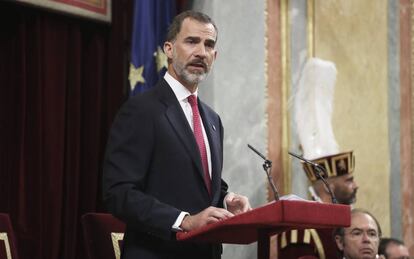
[349,195,357,204]
[337,196,356,205]
[182,72,207,84]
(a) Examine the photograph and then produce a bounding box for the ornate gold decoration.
[331,152,353,176]
[128,64,145,91]
[111,232,124,259]
[303,151,354,181]
[280,231,287,249]
[0,232,12,259]
[291,229,298,243]
[338,159,346,171]
[154,46,168,72]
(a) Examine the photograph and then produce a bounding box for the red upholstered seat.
[0,213,19,259]
[81,213,126,259]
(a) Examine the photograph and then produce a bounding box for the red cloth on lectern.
[276,228,341,259]
[177,200,351,245]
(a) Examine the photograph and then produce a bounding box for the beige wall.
[314,0,390,235]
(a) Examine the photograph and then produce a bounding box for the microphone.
[288,151,337,204]
[247,144,280,201]
[288,152,321,169]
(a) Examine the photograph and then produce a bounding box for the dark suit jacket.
[102,79,228,259]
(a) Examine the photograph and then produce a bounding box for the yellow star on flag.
[154,46,168,72]
[129,64,145,91]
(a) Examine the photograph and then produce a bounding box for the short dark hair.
[333,208,382,238]
[166,10,218,42]
[378,237,405,258]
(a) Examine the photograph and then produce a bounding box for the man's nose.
[353,181,359,190]
[361,232,372,242]
[194,44,207,57]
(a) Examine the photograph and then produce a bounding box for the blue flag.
[128,0,176,95]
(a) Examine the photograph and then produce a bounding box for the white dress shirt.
[164,72,212,231]
[164,72,212,178]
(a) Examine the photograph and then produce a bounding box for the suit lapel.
[157,81,209,195]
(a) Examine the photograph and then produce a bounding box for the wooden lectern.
[177,200,350,259]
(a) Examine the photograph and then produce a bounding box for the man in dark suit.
[102,11,250,259]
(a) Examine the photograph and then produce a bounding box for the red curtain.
[0,1,132,258]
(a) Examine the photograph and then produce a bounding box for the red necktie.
[187,95,212,196]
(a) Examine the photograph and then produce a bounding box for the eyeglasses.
[345,229,379,240]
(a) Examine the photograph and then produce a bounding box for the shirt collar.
[308,186,322,203]
[164,72,198,102]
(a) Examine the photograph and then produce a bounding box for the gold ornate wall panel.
[280,0,292,195]
[313,0,390,235]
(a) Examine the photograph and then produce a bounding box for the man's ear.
[163,41,173,59]
[335,235,344,251]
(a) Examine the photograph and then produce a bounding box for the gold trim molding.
[307,0,315,57]
[281,0,292,194]
[111,232,124,259]
[0,232,12,259]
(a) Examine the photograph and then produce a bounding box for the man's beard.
[336,189,357,205]
[172,55,209,85]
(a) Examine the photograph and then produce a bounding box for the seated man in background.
[334,208,382,259]
[378,237,410,259]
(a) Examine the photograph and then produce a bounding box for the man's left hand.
[224,192,251,215]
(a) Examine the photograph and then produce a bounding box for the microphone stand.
[248,144,280,201]
[288,151,337,204]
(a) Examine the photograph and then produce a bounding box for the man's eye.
[351,230,362,237]
[205,43,215,49]
[185,38,196,44]
[367,231,378,238]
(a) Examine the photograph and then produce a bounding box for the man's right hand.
[180,206,234,232]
